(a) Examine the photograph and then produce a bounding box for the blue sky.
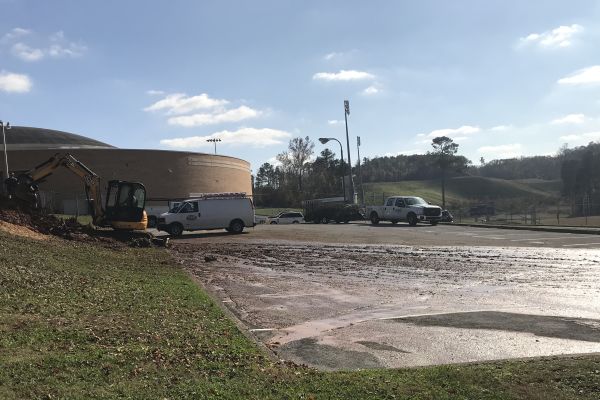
[1,1,600,172]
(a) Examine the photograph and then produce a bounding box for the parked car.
[365,196,442,226]
[269,211,304,224]
[156,193,254,236]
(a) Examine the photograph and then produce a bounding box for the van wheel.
[229,219,244,234]
[270,221,277,225]
[407,213,418,226]
[169,223,184,236]
[370,212,380,225]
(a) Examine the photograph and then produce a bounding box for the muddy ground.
[172,236,600,370]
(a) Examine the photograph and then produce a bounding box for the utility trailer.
[302,197,364,224]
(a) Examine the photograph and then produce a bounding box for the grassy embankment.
[363,177,561,206]
[1,231,599,399]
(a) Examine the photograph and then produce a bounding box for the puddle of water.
[391,311,600,342]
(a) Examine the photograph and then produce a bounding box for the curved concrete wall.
[4,148,252,212]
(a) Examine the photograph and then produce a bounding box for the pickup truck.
[366,196,442,226]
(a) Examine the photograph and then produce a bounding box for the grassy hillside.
[363,177,561,206]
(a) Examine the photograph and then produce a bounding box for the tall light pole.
[343,100,355,203]
[357,136,365,205]
[318,137,346,202]
[206,138,221,154]
[0,120,11,194]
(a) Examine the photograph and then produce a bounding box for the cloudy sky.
[2,1,600,171]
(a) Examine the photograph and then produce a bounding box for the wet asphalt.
[170,223,600,370]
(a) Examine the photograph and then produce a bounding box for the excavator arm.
[6,153,104,224]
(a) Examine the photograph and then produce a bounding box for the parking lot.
[169,223,600,370]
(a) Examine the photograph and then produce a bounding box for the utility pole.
[343,100,355,203]
[356,136,365,205]
[1,120,11,194]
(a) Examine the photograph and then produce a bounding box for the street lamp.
[0,120,11,194]
[356,136,365,205]
[318,137,346,202]
[206,138,221,155]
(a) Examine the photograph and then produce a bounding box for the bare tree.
[276,136,315,191]
[430,136,459,209]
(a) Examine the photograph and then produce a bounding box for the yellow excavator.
[5,153,148,230]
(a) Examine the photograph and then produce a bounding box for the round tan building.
[2,126,252,216]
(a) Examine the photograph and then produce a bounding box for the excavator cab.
[104,180,148,230]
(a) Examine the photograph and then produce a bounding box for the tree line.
[254,136,600,213]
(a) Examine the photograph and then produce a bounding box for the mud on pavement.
[172,240,600,370]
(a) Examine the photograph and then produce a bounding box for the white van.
[156,193,255,236]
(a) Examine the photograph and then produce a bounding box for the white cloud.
[559,131,600,142]
[362,85,379,95]
[324,52,343,61]
[167,105,260,127]
[11,43,44,61]
[558,66,600,85]
[1,28,31,43]
[490,125,511,132]
[47,42,86,58]
[0,71,32,93]
[146,89,165,96]
[551,113,586,125]
[2,29,86,61]
[519,24,583,49]
[328,119,343,125]
[313,70,375,82]
[425,125,480,139]
[160,127,292,149]
[144,93,229,115]
[477,143,523,159]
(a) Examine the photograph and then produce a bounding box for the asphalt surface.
[168,223,600,370]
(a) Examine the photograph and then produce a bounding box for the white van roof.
[185,192,249,201]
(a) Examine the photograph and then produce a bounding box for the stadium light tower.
[206,138,221,154]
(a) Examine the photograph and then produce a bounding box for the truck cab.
[366,196,442,226]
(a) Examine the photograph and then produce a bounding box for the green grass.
[52,214,94,225]
[1,232,599,399]
[364,177,560,206]
[255,207,302,216]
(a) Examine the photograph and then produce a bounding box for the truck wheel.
[270,221,277,224]
[292,220,300,224]
[370,212,380,225]
[169,223,184,236]
[229,219,244,234]
[407,213,418,226]
[321,217,329,224]
[391,220,399,224]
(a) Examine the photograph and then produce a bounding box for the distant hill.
[363,177,561,206]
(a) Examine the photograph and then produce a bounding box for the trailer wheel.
[321,217,329,224]
[391,219,399,224]
[370,212,380,225]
